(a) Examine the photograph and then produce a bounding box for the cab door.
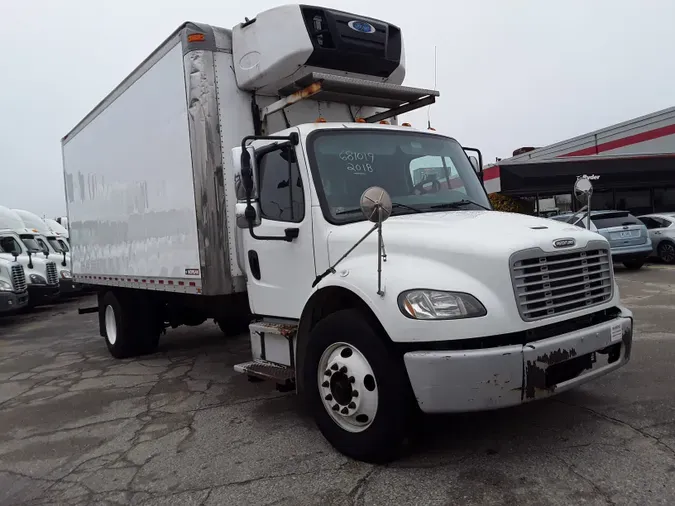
[240,139,316,319]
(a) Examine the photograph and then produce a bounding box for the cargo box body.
[62,23,252,297]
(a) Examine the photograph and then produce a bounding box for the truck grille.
[11,265,27,293]
[46,262,58,286]
[510,242,613,322]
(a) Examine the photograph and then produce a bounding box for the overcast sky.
[1,0,674,217]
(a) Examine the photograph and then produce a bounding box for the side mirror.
[464,147,484,184]
[235,202,261,228]
[469,155,480,173]
[11,251,18,261]
[232,146,258,202]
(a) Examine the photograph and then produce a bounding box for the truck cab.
[0,206,60,307]
[0,257,28,314]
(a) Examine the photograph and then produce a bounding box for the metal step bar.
[233,359,295,391]
[262,72,440,124]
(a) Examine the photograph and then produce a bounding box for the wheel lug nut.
[325,394,333,401]
[341,407,349,414]
[352,391,358,398]
[349,376,355,383]
[324,370,332,377]
[339,366,347,374]
[348,402,356,409]
[331,364,339,371]
[332,404,339,411]
[322,381,329,388]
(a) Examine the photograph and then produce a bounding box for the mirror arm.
[241,132,300,243]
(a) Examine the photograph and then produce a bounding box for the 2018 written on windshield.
[339,150,375,173]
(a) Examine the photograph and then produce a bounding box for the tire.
[657,242,675,264]
[623,260,645,270]
[101,291,160,359]
[303,309,416,463]
[216,308,251,337]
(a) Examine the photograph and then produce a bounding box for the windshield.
[48,238,64,252]
[307,130,491,223]
[58,239,70,252]
[0,236,22,255]
[19,235,44,253]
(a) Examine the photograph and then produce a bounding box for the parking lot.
[0,266,674,506]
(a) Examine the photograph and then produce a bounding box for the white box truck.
[62,5,634,463]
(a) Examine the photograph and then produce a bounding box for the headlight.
[398,290,487,320]
[60,270,72,279]
[0,280,11,292]
[29,274,47,285]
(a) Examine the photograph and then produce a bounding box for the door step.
[249,321,298,338]
[234,359,296,387]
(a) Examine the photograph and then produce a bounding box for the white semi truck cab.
[62,4,633,463]
[12,209,78,295]
[0,206,60,307]
[0,257,28,313]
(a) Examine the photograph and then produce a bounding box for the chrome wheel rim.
[317,342,378,433]
[105,305,117,345]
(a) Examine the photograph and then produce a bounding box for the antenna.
[427,45,437,130]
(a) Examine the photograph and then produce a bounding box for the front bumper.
[611,243,653,261]
[0,291,29,313]
[404,311,633,413]
[27,284,60,305]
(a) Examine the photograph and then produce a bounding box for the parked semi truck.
[0,206,59,307]
[12,209,79,295]
[0,257,28,314]
[62,4,633,463]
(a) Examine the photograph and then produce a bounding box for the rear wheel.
[303,309,416,463]
[657,242,675,264]
[216,313,251,337]
[623,260,645,270]
[101,291,160,359]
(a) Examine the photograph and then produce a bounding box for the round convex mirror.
[360,186,393,223]
[574,177,593,204]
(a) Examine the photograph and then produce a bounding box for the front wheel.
[303,309,416,463]
[657,242,675,264]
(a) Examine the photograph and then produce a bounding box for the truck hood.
[327,211,604,263]
[325,210,614,338]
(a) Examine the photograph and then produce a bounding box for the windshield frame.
[19,234,44,253]
[47,237,64,252]
[305,128,492,225]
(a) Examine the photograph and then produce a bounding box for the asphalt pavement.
[1,264,674,505]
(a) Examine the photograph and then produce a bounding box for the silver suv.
[550,210,653,270]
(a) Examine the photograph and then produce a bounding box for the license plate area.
[544,343,620,388]
[611,230,638,240]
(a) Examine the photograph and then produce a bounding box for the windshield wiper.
[430,199,490,211]
[336,202,422,216]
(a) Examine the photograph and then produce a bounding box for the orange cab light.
[402,122,412,127]
[187,33,205,43]
[355,118,367,123]
[379,120,389,125]
[315,117,327,123]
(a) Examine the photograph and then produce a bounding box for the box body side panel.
[63,42,202,286]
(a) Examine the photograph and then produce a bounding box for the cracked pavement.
[1,264,675,506]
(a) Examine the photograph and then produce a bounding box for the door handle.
[284,228,299,241]
[248,250,261,280]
